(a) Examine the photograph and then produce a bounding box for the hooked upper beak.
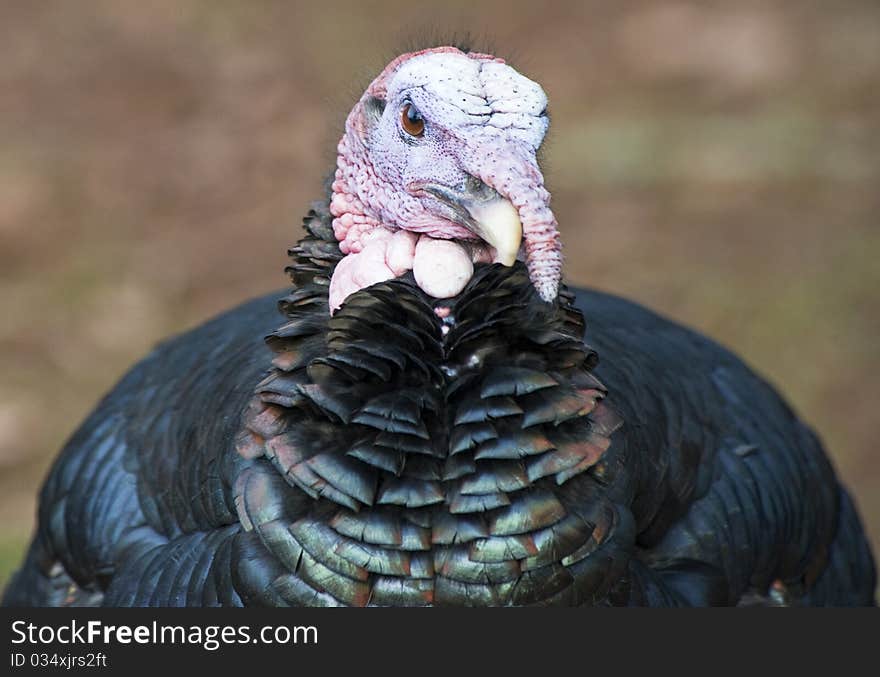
[421,178,523,266]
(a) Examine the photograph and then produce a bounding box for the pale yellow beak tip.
[468,198,522,266]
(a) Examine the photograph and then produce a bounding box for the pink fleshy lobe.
[352,235,394,287]
[328,234,395,313]
[386,229,419,276]
[327,254,361,313]
[412,238,473,300]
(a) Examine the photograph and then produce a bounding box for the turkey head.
[328,46,562,312]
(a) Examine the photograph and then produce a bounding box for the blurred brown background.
[1,0,877,593]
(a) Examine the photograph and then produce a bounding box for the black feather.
[3,194,874,609]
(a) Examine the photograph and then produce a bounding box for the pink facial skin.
[327,46,562,314]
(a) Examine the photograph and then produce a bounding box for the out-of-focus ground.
[0,1,877,594]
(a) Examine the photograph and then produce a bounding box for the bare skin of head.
[328,47,562,313]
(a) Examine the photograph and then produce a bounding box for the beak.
[422,179,523,266]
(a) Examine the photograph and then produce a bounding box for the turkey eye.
[401,103,425,137]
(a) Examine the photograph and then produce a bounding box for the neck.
[329,127,384,254]
[234,199,631,606]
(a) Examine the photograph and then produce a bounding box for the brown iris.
[401,102,425,137]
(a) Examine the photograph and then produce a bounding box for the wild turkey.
[3,45,875,607]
